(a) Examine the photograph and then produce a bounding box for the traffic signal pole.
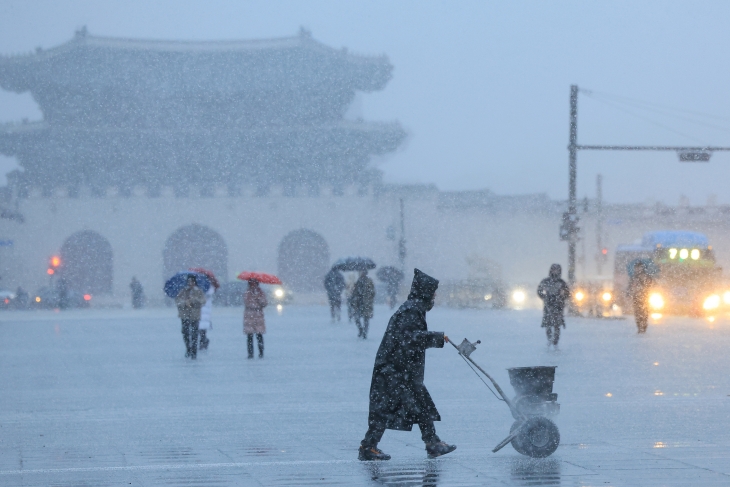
[567,85,578,288]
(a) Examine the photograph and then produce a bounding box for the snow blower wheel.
[512,417,560,458]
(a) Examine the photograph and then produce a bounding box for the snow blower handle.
[449,338,481,358]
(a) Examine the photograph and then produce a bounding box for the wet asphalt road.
[1,305,729,486]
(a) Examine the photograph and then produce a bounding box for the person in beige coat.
[244,279,268,359]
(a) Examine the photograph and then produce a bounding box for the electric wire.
[580,93,707,145]
[458,352,504,402]
[580,88,730,122]
[583,91,730,134]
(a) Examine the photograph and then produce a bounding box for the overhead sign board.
[678,151,711,162]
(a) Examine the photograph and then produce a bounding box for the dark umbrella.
[164,272,211,298]
[332,257,376,272]
[376,266,404,283]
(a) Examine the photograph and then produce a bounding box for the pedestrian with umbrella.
[333,257,376,325]
[324,267,346,322]
[377,266,404,309]
[172,274,207,359]
[190,268,220,351]
[238,272,280,359]
[350,270,376,339]
[359,268,456,461]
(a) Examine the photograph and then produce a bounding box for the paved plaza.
[1,304,730,486]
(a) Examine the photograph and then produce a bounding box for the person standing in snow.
[628,261,654,334]
[350,270,375,339]
[175,275,206,359]
[130,276,145,309]
[537,264,570,348]
[359,268,456,461]
[244,278,268,359]
[324,267,346,322]
[198,286,215,350]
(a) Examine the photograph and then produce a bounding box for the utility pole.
[560,85,580,289]
[398,198,406,272]
[595,174,604,276]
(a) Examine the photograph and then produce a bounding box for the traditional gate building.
[2,30,730,306]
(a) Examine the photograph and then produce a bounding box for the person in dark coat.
[537,264,570,348]
[130,277,145,309]
[359,268,456,461]
[324,268,346,322]
[350,270,375,338]
[175,275,206,359]
[628,262,654,334]
[385,273,403,310]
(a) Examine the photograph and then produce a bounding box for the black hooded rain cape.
[367,269,445,431]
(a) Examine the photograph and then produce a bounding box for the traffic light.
[559,212,580,241]
[48,255,62,275]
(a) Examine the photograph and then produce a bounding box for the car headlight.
[703,294,720,310]
[274,289,284,298]
[649,293,664,310]
[574,291,585,302]
[602,292,612,302]
[512,290,526,303]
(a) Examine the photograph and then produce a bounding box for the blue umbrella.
[164,272,211,298]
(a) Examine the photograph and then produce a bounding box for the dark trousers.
[181,319,199,357]
[634,302,649,333]
[545,325,561,346]
[329,298,341,321]
[361,422,440,448]
[355,316,369,338]
[247,333,264,358]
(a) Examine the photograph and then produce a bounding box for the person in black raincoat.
[628,261,653,334]
[537,264,570,348]
[358,269,456,461]
[324,268,346,322]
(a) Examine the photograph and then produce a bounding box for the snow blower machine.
[450,338,560,458]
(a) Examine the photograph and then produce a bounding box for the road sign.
[678,151,711,162]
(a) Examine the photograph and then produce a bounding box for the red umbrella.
[189,267,220,289]
[237,271,282,285]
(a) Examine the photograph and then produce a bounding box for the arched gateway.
[278,229,330,292]
[60,231,113,294]
[163,225,228,284]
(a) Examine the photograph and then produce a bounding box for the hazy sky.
[2,1,730,204]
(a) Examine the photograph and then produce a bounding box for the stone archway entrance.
[60,231,114,294]
[163,224,228,283]
[277,229,329,292]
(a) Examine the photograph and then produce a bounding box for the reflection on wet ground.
[3,306,730,486]
[366,461,440,486]
[510,458,561,486]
